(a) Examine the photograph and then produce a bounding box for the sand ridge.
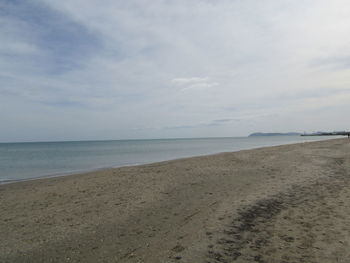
[1,138,349,262]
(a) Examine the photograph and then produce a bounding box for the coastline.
[1,138,350,262]
[0,136,342,185]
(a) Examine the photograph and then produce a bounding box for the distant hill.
[249,132,301,137]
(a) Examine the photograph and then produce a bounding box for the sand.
[1,138,350,262]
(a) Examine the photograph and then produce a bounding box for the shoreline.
[0,137,342,186]
[1,138,349,262]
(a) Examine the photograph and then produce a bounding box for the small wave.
[0,178,21,184]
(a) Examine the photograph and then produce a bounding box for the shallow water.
[0,136,341,182]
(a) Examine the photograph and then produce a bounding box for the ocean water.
[0,136,341,183]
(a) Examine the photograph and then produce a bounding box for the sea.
[0,136,341,183]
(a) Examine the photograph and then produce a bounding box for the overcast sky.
[1,0,350,142]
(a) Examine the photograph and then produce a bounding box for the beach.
[1,138,349,262]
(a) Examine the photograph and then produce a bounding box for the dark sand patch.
[208,156,350,263]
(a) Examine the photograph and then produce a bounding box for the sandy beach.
[1,138,350,262]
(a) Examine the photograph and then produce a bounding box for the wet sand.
[1,138,350,262]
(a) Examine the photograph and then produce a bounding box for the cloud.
[311,56,350,70]
[172,77,209,85]
[1,0,350,141]
[0,1,101,74]
[135,118,240,131]
[172,77,219,91]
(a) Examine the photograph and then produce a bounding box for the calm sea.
[0,136,341,183]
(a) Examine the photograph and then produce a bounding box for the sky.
[1,0,350,142]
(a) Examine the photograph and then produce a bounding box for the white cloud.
[172,77,209,85]
[171,77,219,91]
[1,0,350,141]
